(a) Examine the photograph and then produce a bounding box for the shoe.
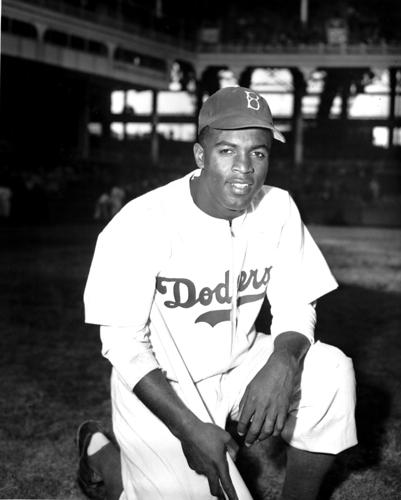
[76,420,111,500]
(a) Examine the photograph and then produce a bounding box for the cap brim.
[272,129,286,143]
[206,115,286,143]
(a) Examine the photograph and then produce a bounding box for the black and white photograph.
[1,1,401,498]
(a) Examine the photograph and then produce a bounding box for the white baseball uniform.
[84,169,357,499]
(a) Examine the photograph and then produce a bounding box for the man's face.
[192,127,272,220]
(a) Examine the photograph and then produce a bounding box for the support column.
[35,22,46,58]
[106,41,116,61]
[238,67,253,89]
[77,82,90,159]
[195,66,223,131]
[122,90,129,141]
[340,72,351,121]
[292,68,307,168]
[150,89,159,166]
[99,89,112,141]
[35,22,46,42]
[300,0,309,26]
[389,67,397,148]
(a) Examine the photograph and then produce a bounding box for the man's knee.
[320,342,355,393]
[308,341,355,379]
[285,343,357,454]
[302,341,357,415]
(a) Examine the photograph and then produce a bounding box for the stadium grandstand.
[1,0,400,225]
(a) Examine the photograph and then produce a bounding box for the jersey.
[84,169,338,388]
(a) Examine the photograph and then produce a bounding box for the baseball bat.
[151,303,253,500]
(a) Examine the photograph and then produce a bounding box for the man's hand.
[134,369,239,498]
[180,421,239,500]
[237,332,310,447]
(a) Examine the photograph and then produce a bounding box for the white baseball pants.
[111,334,357,500]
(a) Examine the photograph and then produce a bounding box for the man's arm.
[237,330,310,447]
[237,192,338,447]
[134,369,239,500]
[101,325,239,499]
[84,211,241,497]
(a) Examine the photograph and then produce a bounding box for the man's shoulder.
[102,172,191,232]
[131,173,188,208]
[247,186,295,232]
[253,185,291,210]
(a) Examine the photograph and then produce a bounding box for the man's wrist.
[273,331,310,364]
[169,411,202,440]
[133,368,202,441]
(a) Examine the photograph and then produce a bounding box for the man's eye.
[220,148,233,154]
[252,151,266,159]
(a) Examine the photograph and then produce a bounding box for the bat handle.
[222,453,253,500]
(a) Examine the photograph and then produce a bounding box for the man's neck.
[189,175,245,221]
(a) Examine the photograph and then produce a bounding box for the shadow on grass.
[248,284,399,499]
[316,284,398,500]
[318,380,391,500]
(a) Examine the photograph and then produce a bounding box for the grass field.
[1,223,401,499]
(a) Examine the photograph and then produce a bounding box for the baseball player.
[79,86,357,500]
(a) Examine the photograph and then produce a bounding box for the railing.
[10,0,401,56]
[198,41,401,55]
[4,0,196,50]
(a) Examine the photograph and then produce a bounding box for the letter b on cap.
[245,91,260,111]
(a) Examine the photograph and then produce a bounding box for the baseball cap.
[198,86,285,143]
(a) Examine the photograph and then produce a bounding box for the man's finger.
[237,398,254,436]
[272,410,287,437]
[244,410,265,446]
[218,459,239,500]
[258,413,277,441]
[208,473,223,498]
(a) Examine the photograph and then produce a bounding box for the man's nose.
[233,153,253,173]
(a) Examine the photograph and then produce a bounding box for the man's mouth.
[229,181,252,194]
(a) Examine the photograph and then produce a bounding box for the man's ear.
[193,142,205,169]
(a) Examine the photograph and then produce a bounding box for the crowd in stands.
[33,0,401,46]
[1,151,399,227]
[0,157,185,224]
[214,2,401,47]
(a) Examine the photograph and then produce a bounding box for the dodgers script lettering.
[156,268,271,326]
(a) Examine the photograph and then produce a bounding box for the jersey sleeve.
[84,202,169,388]
[266,192,338,342]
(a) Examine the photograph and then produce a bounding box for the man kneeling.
[79,86,357,500]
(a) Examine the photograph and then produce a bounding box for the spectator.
[94,192,112,222]
[109,186,126,217]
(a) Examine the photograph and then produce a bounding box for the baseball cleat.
[75,420,110,500]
